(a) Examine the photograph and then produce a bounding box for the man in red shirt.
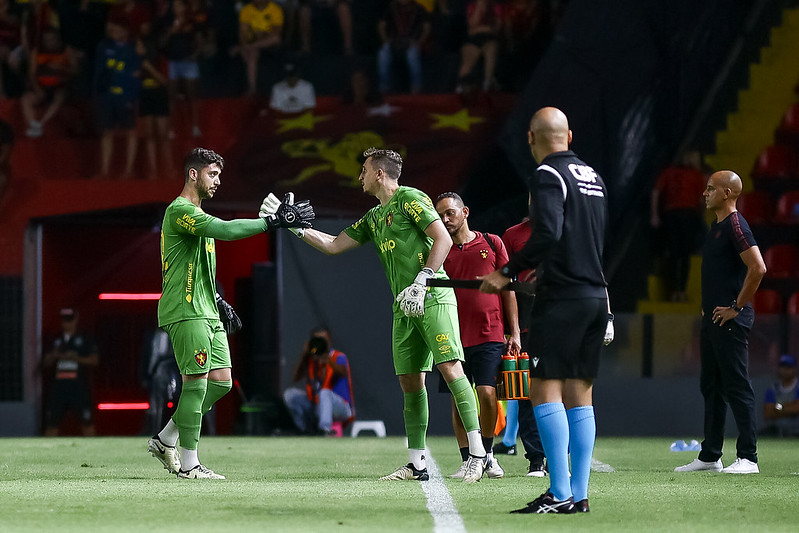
[435,192,521,479]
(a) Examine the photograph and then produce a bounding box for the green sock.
[202,380,232,414]
[403,389,428,450]
[173,379,207,450]
[449,376,480,432]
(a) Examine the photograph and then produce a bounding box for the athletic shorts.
[527,297,606,380]
[96,95,137,131]
[438,340,503,392]
[392,303,464,375]
[45,379,93,426]
[169,60,199,81]
[163,318,230,376]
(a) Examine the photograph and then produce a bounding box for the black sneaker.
[574,499,589,513]
[526,461,547,477]
[493,442,517,455]
[510,491,576,514]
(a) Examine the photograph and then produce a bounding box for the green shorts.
[163,318,230,376]
[392,303,464,375]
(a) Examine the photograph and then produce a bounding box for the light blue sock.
[567,406,596,502]
[533,402,571,501]
[502,400,519,447]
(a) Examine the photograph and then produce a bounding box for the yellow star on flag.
[276,112,331,133]
[429,109,485,132]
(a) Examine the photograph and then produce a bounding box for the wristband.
[607,313,615,322]
[730,300,743,313]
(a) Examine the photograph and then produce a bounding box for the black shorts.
[527,297,606,379]
[96,95,137,131]
[439,341,503,392]
[139,86,169,117]
[45,379,93,426]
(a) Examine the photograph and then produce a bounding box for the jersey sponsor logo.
[378,239,396,253]
[386,212,393,227]
[435,333,450,343]
[176,213,197,234]
[186,262,194,301]
[403,200,425,223]
[205,240,215,254]
[194,349,208,367]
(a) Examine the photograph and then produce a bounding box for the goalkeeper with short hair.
[148,147,314,479]
[265,147,488,483]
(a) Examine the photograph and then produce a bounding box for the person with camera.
[283,327,354,436]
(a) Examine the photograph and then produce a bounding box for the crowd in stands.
[0,0,566,125]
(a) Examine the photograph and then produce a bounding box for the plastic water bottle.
[687,439,701,451]
[669,440,687,451]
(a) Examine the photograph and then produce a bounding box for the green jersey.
[344,186,455,316]
[158,196,267,327]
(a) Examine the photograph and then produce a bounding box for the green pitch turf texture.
[1,436,796,532]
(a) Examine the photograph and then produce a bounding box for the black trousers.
[698,317,758,463]
[517,330,544,463]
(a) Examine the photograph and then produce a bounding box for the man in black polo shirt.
[675,170,766,475]
[481,107,613,514]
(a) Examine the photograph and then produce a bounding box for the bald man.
[675,170,766,475]
[481,107,612,514]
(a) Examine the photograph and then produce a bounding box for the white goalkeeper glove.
[604,313,615,346]
[259,192,306,237]
[396,267,435,317]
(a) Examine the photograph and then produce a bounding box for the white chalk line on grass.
[591,456,616,473]
[422,453,467,533]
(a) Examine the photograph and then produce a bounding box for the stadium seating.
[737,191,774,224]
[751,289,783,313]
[776,103,799,145]
[763,244,799,278]
[751,144,796,181]
[775,190,799,224]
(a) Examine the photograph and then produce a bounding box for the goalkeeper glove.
[395,267,435,317]
[216,293,242,335]
[259,192,315,231]
[604,313,614,346]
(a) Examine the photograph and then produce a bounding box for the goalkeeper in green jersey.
[266,147,488,483]
[148,147,315,479]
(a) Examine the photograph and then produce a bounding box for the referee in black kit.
[480,107,613,514]
[675,170,766,475]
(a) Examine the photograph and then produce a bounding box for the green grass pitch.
[0,436,797,532]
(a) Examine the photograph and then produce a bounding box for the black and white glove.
[259,192,315,232]
[395,267,435,317]
[216,293,242,335]
[604,313,615,346]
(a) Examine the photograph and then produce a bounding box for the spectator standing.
[283,327,354,435]
[42,307,99,437]
[762,354,799,437]
[650,149,708,302]
[377,0,431,94]
[298,0,353,55]
[236,0,283,95]
[164,0,204,137]
[456,0,502,93]
[268,62,315,113]
[675,170,766,474]
[136,28,172,177]
[93,18,141,178]
[434,191,521,480]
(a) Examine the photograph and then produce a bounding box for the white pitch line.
[422,454,467,533]
[591,456,615,473]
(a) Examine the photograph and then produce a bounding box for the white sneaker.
[177,464,226,479]
[485,457,505,479]
[449,460,468,479]
[147,436,180,474]
[674,458,723,472]
[378,463,429,481]
[722,458,759,474]
[462,454,487,483]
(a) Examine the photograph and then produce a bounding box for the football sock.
[448,376,485,456]
[502,399,519,447]
[409,448,426,471]
[567,406,596,502]
[482,436,494,455]
[158,418,179,447]
[201,380,232,414]
[180,447,199,471]
[173,379,207,451]
[459,446,469,462]
[403,388,428,450]
[534,402,572,501]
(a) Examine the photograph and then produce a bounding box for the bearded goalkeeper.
[268,147,488,483]
[148,147,314,479]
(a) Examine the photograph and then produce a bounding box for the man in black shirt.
[675,170,766,475]
[481,107,613,514]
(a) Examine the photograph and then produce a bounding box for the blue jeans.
[283,387,352,433]
[377,43,422,93]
